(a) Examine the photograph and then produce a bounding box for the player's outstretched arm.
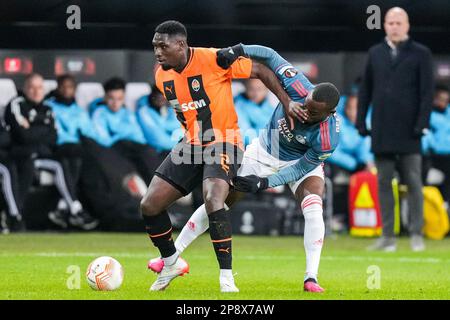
[251,62,308,123]
[218,44,294,83]
[233,141,335,193]
[217,44,308,123]
[242,45,289,76]
[250,62,292,110]
[232,149,322,193]
[217,44,287,77]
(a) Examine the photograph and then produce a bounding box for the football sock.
[304,277,317,284]
[301,194,324,281]
[208,208,232,270]
[70,200,83,216]
[220,269,233,280]
[163,251,179,266]
[175,204,209,254]
[143,212,177,260]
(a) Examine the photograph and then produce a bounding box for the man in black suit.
[357,7,433,252]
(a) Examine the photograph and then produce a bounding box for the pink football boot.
[304,279,325,293]
[147,257,165,273]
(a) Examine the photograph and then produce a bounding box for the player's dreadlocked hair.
[155,20,187,39]
[312,82,340,111]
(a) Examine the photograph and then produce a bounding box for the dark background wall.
[0,0,449,52]
[1,0,450,91]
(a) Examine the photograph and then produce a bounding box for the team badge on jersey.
[191,79,200,92]
[295,135,307,144]
[284,68,298,78]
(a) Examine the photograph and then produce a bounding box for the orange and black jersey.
[155,47,252,148]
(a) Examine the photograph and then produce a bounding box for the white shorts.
[237,138,324,195]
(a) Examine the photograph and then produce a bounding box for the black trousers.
[375,153,423,237]
[54,143,84,199]
[112,140,160,185]
[9,155,35,210]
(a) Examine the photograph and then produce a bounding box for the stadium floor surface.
[0,233,449,300]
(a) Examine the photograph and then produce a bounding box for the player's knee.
[301,194,323,220]
[140,196,158,217]
[204,192,224,213]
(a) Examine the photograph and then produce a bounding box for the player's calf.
[301,194,325,283]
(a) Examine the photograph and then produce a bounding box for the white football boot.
[149,257,189,291]
[220,276,239,293]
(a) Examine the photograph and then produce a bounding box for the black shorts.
[155,142,243,195]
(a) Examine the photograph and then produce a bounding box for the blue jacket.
[336,95,373,130]
[91,104,146,147]
[45,96,97,145]
[135,95,180,152]
[422,105,450,155]
[328,114,374,171]
[88,97,104,116]
[234,93,275,147]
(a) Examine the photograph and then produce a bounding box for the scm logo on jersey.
[181,99,207,111]
[191,79,200,92]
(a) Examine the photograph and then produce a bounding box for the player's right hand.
[216,43,246,69]
[288,101,309,127]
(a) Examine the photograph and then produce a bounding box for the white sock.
[175,204,210,254]
[220,269,233,280]
[301,194,325,281]
[70,200,83,216]
[162,252,179,266]
[57,199,68,211]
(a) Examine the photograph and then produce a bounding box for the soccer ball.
[86,256,124,291]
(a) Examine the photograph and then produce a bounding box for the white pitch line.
[0,252,447,264]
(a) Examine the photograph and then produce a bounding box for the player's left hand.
[216,43,246,69]
[232,175,269,193]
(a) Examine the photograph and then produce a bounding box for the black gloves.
[357,125,371,137]
[216,43,247,69]
[413,127,428,138]
[232,175,269,193]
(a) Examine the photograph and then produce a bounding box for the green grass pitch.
[0,232,449,300]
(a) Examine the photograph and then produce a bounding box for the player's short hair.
[312,82,340,111]
[56,74,76,86]
[155,20,187,39]
[435,83,449,93]
[103,77,126,92]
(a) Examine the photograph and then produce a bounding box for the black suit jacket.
[357,38,433,154]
